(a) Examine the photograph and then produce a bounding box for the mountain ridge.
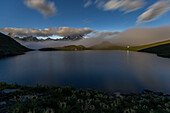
[0,32,31,58]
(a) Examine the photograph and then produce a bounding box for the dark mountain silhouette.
[0,32,31,57]
[15,36,39,42]
[63,35,84,41]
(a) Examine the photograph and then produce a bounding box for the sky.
[0,0,169,32]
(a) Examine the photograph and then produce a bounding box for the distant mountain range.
[13,35,84,42]
[0,32,31,57]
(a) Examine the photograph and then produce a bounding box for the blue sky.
[0,0,170,32]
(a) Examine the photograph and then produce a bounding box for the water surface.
[0,51,170,94]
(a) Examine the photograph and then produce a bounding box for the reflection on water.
[0,51,170,94]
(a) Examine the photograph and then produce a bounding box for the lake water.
[0,51,170,94]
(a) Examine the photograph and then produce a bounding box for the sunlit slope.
[130,40,170,51]
[88,40,170,51]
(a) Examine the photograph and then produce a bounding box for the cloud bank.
[137,0,170,23]
[15,26,170,49]
[0,27,93,37]
[24,0,56,17]
[110,25,170,46]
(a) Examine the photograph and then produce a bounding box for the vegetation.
[39,45,86,51]
[130,40,170,51]
[139,43,170,58]
[0,82,170,113]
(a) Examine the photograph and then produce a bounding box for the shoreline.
[0,82,170,113]
[0,49,34,59]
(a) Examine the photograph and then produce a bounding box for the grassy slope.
[130,40,170,51]
[139,43,170,58]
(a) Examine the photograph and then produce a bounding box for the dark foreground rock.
[0,82,170,113]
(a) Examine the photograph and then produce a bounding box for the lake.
[0,51,170,94]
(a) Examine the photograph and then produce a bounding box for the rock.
[0,101,6,105]
[2,89,20,94]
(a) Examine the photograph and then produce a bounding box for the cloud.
[109,25,170,46]
[24,0,56,18]
[94,0,107,8]
[84,0,145,13]
[84,0,93,8]
[0,27,93,37]
[103,0,145,13]
[137,0,170,23]
[87,31,120,39]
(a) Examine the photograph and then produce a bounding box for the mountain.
[15,36,39,42]
[0,32,31,57]
[62,35,84,41]
[14,35,84,42]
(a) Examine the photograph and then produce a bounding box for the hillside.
[139,43,170,58]
[0,32,31,57]
[39,45,86,51]
[130,40,170,51]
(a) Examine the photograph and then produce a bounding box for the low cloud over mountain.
[13,25,170,49]
[110,25,170,46]
[0,27,93,38]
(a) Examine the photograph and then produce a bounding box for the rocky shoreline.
[0,82,170,113]
[0,50,25,58]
